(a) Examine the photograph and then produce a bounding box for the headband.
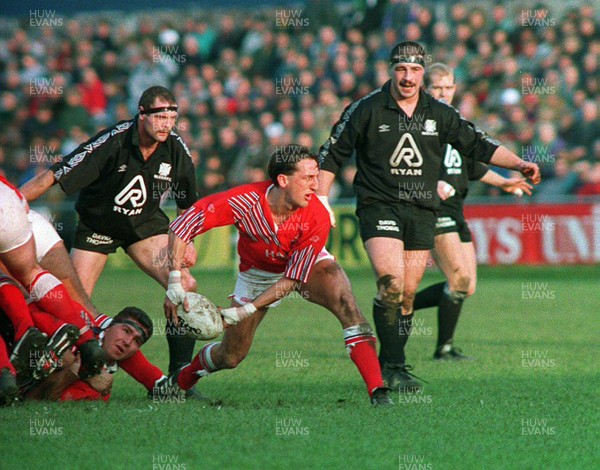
[390,55,425,67]
[111,319,150,344]
[139,105,178,115]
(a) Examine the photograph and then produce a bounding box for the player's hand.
[182,242,197,268]
[317,195,336,228]
[436,181,456,200]
[517,161,541,185]
[164,270,188,325]
[501,177,533,197]
[218,303,257,326]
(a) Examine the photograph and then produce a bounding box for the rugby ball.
[177,293,223,340]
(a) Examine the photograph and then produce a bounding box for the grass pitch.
[1,265,598,469]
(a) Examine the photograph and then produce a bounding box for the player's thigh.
[364,237,405,281]
[302,259,365,327]
[70,248,108,296]
[462,241,477,296]
[432,232,470,289]
[126,234,169,283]
[0,236,42,287]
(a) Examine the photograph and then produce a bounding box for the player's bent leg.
[126,235,197,373]
[70,248,108,297]
[301,259,391,404]
[431,234,472,361]
[175,307,268,391]
[40,242,98,317]
[0,236,43,288]
[463,241,477,297]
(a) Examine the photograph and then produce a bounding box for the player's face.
[102,322,146,362]
[139,98,178,143]
[282,158,319,209]
[427,74,456,105]
[390,63,425,100]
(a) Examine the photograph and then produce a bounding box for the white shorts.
[28,209,63,263]
[0,184,32,254]
[230,248,335,308]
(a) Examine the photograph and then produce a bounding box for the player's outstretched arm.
[488,146,541,184]
[479,170,533,197]
[19,169,56,201]
[163,231,191,324]
[219,277,300,326]
[316,170,337,227]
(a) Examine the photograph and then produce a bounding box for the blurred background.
[1,0,598,265]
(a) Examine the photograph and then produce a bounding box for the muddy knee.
[376,274,403,308]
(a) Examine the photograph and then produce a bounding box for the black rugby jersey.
[50,118,197,240]
[438,144,488,214]
[319,82,499,211]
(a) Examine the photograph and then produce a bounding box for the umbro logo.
[118,164,127,172]
[378,124,390,133]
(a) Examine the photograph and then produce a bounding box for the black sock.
[166,323,196,374]
[373,299,410,365]
[413,282,445,311]
[437,287,467,348]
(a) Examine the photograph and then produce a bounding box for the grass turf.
[1,265,598,469]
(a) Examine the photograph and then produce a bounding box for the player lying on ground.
[0,176,106,382]
[412,62,533,360]
[0,281,177,403]
[164,146,393,406]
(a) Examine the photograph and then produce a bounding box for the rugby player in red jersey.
[164,146,393,405]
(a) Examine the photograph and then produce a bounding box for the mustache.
[399,80,415,87]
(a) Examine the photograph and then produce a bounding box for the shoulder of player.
[343,85,386,119]
[167,130,193,159]
[307,195,330,221]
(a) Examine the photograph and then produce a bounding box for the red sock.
[119,350,164,390]
[177,342,220,390]
[28,305,64,337]
[28,271,94,345]
[345,332,385,397]
[61,380,109,402]
[0,336,16,375]
[0,281,34,340]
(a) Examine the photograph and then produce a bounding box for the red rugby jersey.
[170,181,330,283]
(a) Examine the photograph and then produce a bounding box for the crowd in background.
[0,1,598,204]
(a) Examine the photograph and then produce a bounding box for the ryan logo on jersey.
[389,134,423,176]
[113,175,146,216]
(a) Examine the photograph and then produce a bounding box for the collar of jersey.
[384,81,431,112]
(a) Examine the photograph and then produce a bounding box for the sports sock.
[413,281,445,311]
[28,271,94,345]
[177,342,220,390]
[0,281,34,340]
[119,350,164,390]
[437,284,467,348]
[344,327,384,396]
[372,298,407,365]
[166,321,196,374]
[397,313,413,365]
[0,337,16,375]
[28,307,63,336]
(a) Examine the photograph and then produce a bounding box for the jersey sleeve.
[169,186,241,243]
[171,133,198,210]
[50,126,119,196]
[284,203,330,283]
[443,108,499,164]
[319,102,362,175]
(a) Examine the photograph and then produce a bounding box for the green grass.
[2,266,599,469]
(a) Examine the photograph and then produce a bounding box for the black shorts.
[357,202,436,250]
[72,219,168,254]
[434,212,472,242]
